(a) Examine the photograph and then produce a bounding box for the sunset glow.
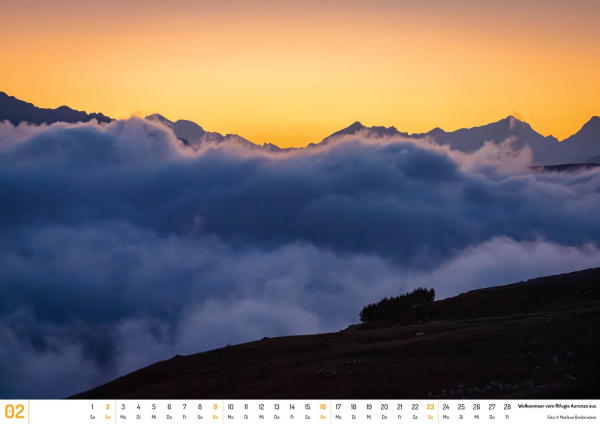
[1,0,599,147]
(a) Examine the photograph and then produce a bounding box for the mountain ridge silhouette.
[0,91,112,126]
[2,91,599,165]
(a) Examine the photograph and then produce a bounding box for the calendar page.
[1,0,599,420]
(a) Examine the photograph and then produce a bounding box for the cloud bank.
[1,118,600,398]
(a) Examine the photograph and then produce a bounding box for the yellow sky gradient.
[1,0,598,147]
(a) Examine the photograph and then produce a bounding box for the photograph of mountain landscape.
[0,0,599,401]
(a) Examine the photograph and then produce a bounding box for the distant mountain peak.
[145,114,207,144]
[500,115,528,130]
[427,127,445,135]
[145,113,172,124]
[338,121,367,134]
[315,121,407,146]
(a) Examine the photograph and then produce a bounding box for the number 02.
[5,404,25,419]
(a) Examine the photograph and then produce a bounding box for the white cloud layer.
[1,118,599,397]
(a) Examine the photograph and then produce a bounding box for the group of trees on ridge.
[359,287,436,324]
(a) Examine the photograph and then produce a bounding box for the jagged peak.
[506,114,522,122]
[345,121,366,131]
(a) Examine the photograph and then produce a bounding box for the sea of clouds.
[1,118,600,398]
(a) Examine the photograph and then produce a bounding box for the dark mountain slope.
[0,91,112,125]
[73,267,600,400]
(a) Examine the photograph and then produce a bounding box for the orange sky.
[1,0,598,147]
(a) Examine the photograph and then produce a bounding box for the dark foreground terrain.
[74,268,600,399]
